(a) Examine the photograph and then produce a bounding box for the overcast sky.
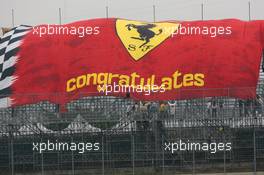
[0,0,264,27]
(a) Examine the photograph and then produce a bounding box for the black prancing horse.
[125,23,163,48]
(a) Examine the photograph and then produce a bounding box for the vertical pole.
[192,146,195,175]
[224,135,226,174]
[59,8,62,25]
[253,127,257,175]
[71,136,74,175]
[162,134,165,175]
[131,129,135,175]
[57,147,60,171]
[102,133,105,175]
[201,3,204,21]
[106,6,109,19]
[41,138,44,175]
[33,134,35,171]
[10,131,14,175]
[57,130,60,171]
[224,147,226,174]
[10,109,14,175]
[192,136,195,175]
[153,5,156,22]
[248,1,251,21]
[11,9,15,27]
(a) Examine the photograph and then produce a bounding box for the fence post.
[41,138,44,175]
[131,128,135,175]
[10,129,14,175]
[102,132,105,175]
[224,135,226,174]
[253,127,257,175]
[162,134,165,175]
[9,108,15,175]
[192,145,195,175]
[71,136,74,175]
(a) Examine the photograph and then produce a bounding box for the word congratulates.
[66,70,205,94]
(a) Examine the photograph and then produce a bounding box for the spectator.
[132,103,136,111]
[206,100,211,117]
[218,98,224,116]
[126,102,135,117]
[159,102,169,119]
[125,92,130,98]
[126,105,131,117]
[135,101,140,112]
[253,95,263,117]
[169,101,176,116]
[139,101,148,120]
[140,101,148,112]
[212,100,217,118]
[219,99,224,109]
[148,102,158,114]
[244,99,252,117]
[238,99,244,117]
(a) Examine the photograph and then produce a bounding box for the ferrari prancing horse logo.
[116,19,180,61]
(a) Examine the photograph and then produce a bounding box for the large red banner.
[0,18,263,108]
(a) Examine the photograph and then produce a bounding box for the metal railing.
[0,88,263,175]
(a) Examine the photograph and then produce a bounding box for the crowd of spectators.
[125,95,264,120]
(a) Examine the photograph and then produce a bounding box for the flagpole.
[106,6,109,19]
[153,5,156,22]
[248,1,251,21]
[201,3,204,21]
[59,8,62,25]
[11,9,15,27]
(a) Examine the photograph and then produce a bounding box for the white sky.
[0,0,264,27]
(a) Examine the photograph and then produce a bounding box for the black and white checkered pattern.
[0,25,32,106]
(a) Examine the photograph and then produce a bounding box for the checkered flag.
[0,25,32,107]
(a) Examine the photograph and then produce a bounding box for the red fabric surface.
[11,18,264,107]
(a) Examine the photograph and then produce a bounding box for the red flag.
[0,18,263,108]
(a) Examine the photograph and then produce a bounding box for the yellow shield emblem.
[116,19,180,61]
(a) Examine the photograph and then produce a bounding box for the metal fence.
[0,89,264,175]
